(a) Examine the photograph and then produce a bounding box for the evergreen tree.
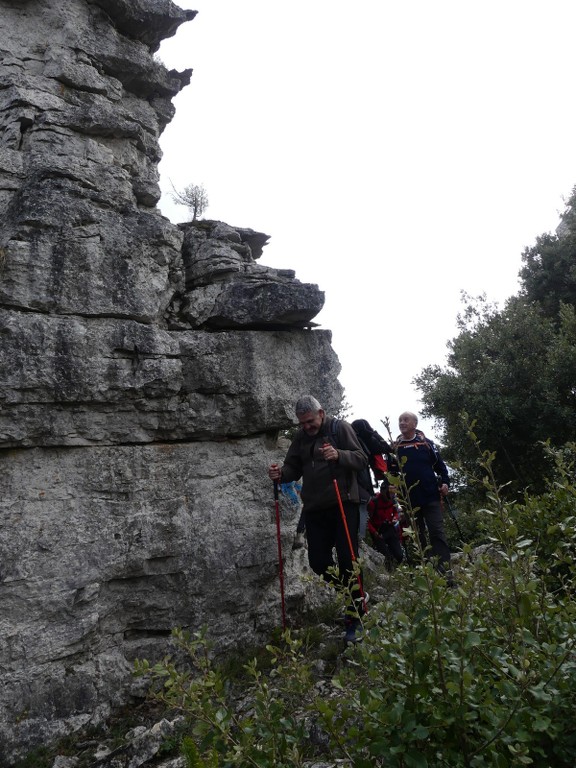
[519,186,576,317]
[415,189,576,496]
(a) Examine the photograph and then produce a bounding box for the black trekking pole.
[324,443,368,615]
[443,495,464,542]
[272,472,287,630]
[443,494,474,565]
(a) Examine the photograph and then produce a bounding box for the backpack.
[330,418,389,497]
[351,419,392,481]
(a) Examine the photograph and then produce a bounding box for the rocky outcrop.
[179,220,325,329]
[0,1,342,764]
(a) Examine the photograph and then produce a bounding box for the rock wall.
[0,1,342,763]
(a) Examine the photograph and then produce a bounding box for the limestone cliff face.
[0,1,342,763]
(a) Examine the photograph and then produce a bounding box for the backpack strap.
[330,417,339,445]
[415,429,441,464]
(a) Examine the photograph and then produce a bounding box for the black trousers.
[373,523,404,564]
[305,500,362,600]
[415,499,451,570]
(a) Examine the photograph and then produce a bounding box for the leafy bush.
[135,439,576,767]
[512,441,576,595]
[135,627,315,767]
[443,499,487,550]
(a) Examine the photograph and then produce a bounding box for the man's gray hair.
[400,410,418,425]
[295,395,323,416]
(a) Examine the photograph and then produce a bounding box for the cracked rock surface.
[0,1,343,764]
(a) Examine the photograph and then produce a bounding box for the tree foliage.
[519,186,576,317]
[415,187,576,496]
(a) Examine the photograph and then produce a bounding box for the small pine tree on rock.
[170,182,209,221]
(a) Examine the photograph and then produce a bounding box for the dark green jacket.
[280,416,368,513]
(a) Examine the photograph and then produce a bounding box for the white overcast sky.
[157,1,576,442]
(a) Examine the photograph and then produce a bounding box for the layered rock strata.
[0,1,342,763]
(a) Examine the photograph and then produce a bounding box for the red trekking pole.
[272,473,287,630]
[325,445,368,615]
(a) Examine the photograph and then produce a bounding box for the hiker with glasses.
[394,411,454,584]
[268,395,368,642]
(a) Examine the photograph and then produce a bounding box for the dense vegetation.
[136,438,576,767]
[415,186,576,498]
[132,189,576,767]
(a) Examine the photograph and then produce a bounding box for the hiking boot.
[344,618,363,644]
[292,531,306,550]
[338,591,369,626]
[353,590,369,611]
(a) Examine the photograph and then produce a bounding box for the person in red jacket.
[367,479,405,568]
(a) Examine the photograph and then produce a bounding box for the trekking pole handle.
[271,464,280,500]
[322,442,341,488]
[321,440,338,463]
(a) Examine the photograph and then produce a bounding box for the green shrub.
[135,628,315,767]
[512,441,576,595]
[443,501,487,550]
[135,439,576,767]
